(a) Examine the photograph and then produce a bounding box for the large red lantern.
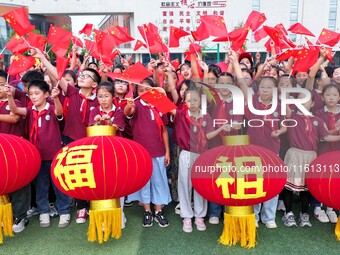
[192,135,286,248]
[306,151,340,240]
[0,134,41,244]
[51,126,153,243]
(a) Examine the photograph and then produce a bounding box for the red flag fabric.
[8,54,35,75]
[276,49,299,61]
[214,26,250,51]
[199,15,228,37]
[108,26,134,46]
[71,36,84,48]
[254,28,268,42]
[26,32,46,52]
[191,26,209,41]
[79,23,93,36]
[5,34,29,53]
[317,28,340,47]
[140,89,177,114]
[117,62,151,84]
[96,31,116,57]
[169,26,190,47]
[288,22,315,37]
[292,48,319,72]
[47,26,72,57]
[133,40,147,51]
[56,56,70,80]
[2,7,35,36]
[137,23,168,53]
[264,39,281,53]
[171,59,180,70]
[245,11,267,32]
[324,47,334,62]
[263,25,296,50]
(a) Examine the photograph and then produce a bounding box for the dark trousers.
[10,184,31,219]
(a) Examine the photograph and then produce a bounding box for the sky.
[70,15,105,34]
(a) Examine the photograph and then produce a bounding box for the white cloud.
[70,15,105,34]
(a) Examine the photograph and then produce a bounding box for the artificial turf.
[1,202,340,255]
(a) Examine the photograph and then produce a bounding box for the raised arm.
[5,85,27,116]
[51,87,63,116]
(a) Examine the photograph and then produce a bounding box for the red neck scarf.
[27,100,33,107]
[146,105,164,141]
[63,97,70,120]
[113,97,127,109]
[327,112,336,130]
[300,115,313,145]
[30,109,47,145]
[79,93,90,123]
[0,101,6,108]
[190,114,207,153]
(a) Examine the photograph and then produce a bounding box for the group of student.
[0,40,339,236]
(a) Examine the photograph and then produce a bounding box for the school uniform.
[0,99,22,136]
[315,105,340,155]
[174,109,214,219]
[113,97,132,139]
[127,99,171,206]
[311,89,325,115]
[26,103,70,215]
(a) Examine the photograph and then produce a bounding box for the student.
[30,47,100,224]
[124,77,171,228]
[282,92,340,227]
[6,79,71,228]
[169,86,228,232]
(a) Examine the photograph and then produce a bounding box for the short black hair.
[28,80,50,93]
[83,68,101,84]
[21,70,44,83]
[0,69,8,80]
[97,81,115,96]
[218,72,235,83]
[63,70,77,82]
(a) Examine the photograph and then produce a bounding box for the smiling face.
[28,86,49,108]
[180,64,192,80]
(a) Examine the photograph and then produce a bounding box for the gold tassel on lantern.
[88,199,122,243]
[86,125,122,244]
[335,216,340,241]
[218,206,256,248]
[0,195,14,244]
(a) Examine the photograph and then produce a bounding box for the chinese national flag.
[276,49,299,61]
[254,27,268,42]
[5,34,29,53]
[191,26,209,41]
[140,89,177,114]
[108,26,134,46]
[214,26,250,52]
[56,56,70,80]
[169,26,190,47]
[2,7,35,36]
[199,15,228,38]
[171,59,180,70]
[264,39,281,53]
[79,23,93,36]
[292,48,319,72]
[245,11,267,32]
[8,54,35,75]
[27,32,46,52]
[96,31,116,57]
[317,28,340,47]
[134,40,147,51]
[47,26,72,57]
[288,23,315,37]
[72,36,84,48]
[118,62,151,83]
[84,39,100,60]
[137,23,167,53]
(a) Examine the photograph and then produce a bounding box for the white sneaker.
[208,217,219,225]
[326,210,338,223]
[76,208,87,224]
[282,211,297,227]
[12,218,29,233]
[299,213,312,227]
[58,214,70,228]
[122,213,127,229]
[183,218,193,233]
[255,220,259,228]
[265,220,277,229]
[314,209,329,223]
[39,213,50,228]
[27,207,39,218]
[175,203,180,215]
[49,203,59,218]
[195,217,206,231]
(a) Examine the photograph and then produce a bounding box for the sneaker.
[208,217,219,225]
[195,217,206,231]
[49,203,59,218]
[277,200,286,211]
[299,213,312,227]
[39,213,50,228]
[282,211,297,227]
[58,214,70,228]
[154,210,169,227]
[265,220,277,229]
[124,199,133,207]
[12,218,29,233]
[142,211,153,227]
[255,220,259,228]
[183,218,193,233]
[122,213,127,229]
[76,208,87,224]
[314,209,329,223]
[27,207,39,218]
[175,203,180,215]
[326,210,338,223]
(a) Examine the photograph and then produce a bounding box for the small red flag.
[140,89,177,114]
[169,26,190,47]
[214,26,250,52]
[2,7,35,36]
[245,11,267,32]
[133,40,147,51]
[47,26,72,57]
[56,56,70,80]
[26,32,46,52]
[8,54,35,75]
[199,15,228,38]
[292,48,319,72]
[254,28,268,42]
[79,23,93,36]
[276,49,299,61]
[171,59,180,70]
[117,62,151,84]
[288,23,315,37]
[71,36,84,48]
[5,34,29,53]
[108,26,134,46]
[317,28,340,47]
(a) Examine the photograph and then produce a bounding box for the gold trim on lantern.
[87,125,116,137]
[90,199,120,211]
[225,205,254,215]
[0,195,10,205]
[222,135,249,146]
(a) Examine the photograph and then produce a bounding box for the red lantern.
[192,135,286,248]
[0,134,41,244]
[306,151,340,240]
[51,126,153,243]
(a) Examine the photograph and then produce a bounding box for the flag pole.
[21,36,31,48]
[142,25,152,60]
[0,47,6,55]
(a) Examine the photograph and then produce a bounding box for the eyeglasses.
[114,80,128,86]
[78,73,95,81]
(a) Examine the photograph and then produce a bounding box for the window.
[251,0,261,42]
[289,0,299,42]
[328,0,337,31]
